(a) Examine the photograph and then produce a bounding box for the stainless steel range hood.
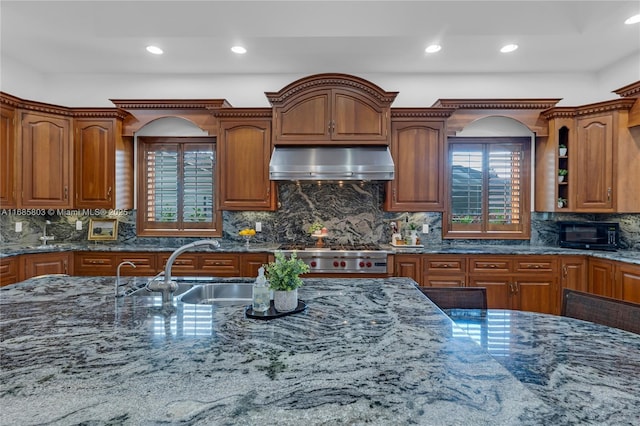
[269,146,395,181]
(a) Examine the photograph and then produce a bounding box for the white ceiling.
[1,0,639,78]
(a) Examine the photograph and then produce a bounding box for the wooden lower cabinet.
[1,257,19,287]
[394,255,422,285]
[422,255,466,287]
[22,252,72,280]
[241,253,271,278]
[588,258,615,297]
[560,256,588,292]
[615,262,640,304]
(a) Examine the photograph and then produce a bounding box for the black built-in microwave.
[558,221,620,251]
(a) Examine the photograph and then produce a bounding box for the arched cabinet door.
[267,73,398,145]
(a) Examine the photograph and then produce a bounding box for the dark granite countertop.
[1,276,639,425]
[3,241,639,265]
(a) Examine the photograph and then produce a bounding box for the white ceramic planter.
[274,288,298,312]
[559,147,567,156]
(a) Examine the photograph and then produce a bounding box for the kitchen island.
[1,276,639,425]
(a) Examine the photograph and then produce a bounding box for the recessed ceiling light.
[231,46,247,54]
[625,14,640,25]
[500,44,519,53]
[425,44,442,54]
[145,45,163,55]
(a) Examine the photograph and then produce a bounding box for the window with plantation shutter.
[445,137,530,239]
[137,136,221,237]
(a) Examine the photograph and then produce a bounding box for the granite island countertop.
[1,276,639,425]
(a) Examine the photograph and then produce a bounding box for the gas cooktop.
[278,243,382,251]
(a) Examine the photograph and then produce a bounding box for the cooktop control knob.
[340,261,346,267]
[333,261,339,267]
[359,261,365,267]
[366,262,372,268]
[310,261,317,268]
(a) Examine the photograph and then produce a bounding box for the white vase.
[274,288,298,312]
[410,230,418,245]
[558,175,565,182]
[559,147,567,156]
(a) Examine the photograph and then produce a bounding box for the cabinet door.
[468,276,511,309]
[588,258,615,297]
[74,119,115,208]
[386,120,444,211]
[615,262,640,304]
[331,89,388,143]
[276,89,331,143]
[1,257,19,287]
[394,255,422,285]
[575,114,614,211]
[560,256,588,292]
[0,104,17,208]
[422,255,466,287]
[22,253,71,279]
[218,119,275,210]
[241,253,269,278]
[21,112,72,208]
[515,277,558,315]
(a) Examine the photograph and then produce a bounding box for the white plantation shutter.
[448,137,530,239]
[138,137,218,236]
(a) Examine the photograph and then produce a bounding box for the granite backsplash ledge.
[1,183,639,250]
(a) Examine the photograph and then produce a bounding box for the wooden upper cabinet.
[266,73,398,145]
[539,98,639,213]
[385,110,452,211]
[0,101,16,208]
[20,111,73,208]
[575,114,614,211]
[73,113,132,209]
[215,109,276,210]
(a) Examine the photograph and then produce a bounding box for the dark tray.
[245,300,307,320]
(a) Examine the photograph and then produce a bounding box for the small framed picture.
[88,218,118,241]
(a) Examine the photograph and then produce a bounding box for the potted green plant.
[559,144,567,156]
[265,251,310,312]
[557,197,567,208]
[558,169,568,182]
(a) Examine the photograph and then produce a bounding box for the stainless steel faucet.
[39,220,55,246]
[147,239,221,305]
[115,261,136,297]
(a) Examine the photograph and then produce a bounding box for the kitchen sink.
[179,283,254,306]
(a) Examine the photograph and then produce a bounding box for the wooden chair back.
[420,287,487,310]
[561,288,640,335]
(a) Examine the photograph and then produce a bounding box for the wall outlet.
[76,220,83,230]
[15,222,22,232]
[422,224,429,234]
[255,222,262,232]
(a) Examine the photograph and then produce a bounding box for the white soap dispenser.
[252,266,270,312]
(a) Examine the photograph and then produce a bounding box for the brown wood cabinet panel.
[115,253,156,276]
[588,258,615,297]
[277,89,331,142]
[560,256,588,292]
[469,257,513,274]
[424,256,466,274]
[217,116,275,210]
[158,254,199,275]
[423,276,466,288]
[575,114,614,211]
[331,89,388,142]
[615,262,640,304]
[200,254,240,276]
[74,118,115,208]
[394,254,422,285]
[515,257,556,274]
[468,276,511,309]
[385,119,445,211]
[20,111,72,208]
[0,104,17,208]
[22,252,72,279]
[74,252,117,275]
[241,253,270,278]
[1,257,19,287]
[515,277,558,314]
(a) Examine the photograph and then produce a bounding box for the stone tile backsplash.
[2,182,639,250]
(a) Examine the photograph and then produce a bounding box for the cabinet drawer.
[1,257,19,286]
[201,255,240,276]
[75,252,116,274]
[159,254,198,275]
[515,258,556,274]
[116,253,156,275]
[424,256,465,274]
[469,258,513,274]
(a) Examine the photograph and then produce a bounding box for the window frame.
[136,136,222,237]
[444,136,531,240]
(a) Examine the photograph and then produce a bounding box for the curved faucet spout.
[147,239,221,306]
